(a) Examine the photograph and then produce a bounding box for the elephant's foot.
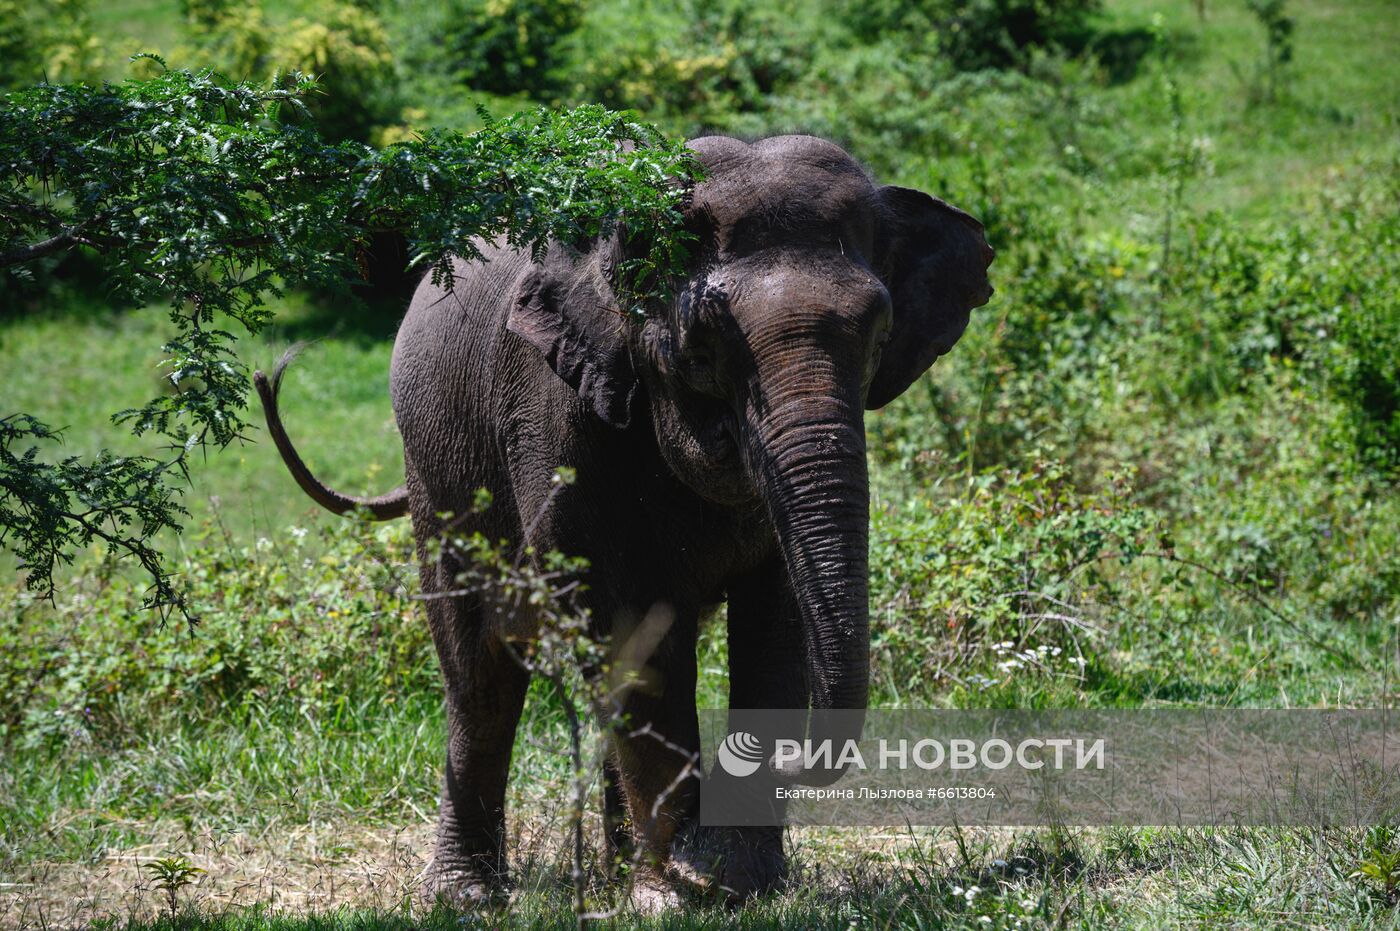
[418,855,509,909]
[627,867,684,914]
[667,823,722,893]
[715,826,788,901]
[670,825,787,902]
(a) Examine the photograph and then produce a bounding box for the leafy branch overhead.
[0,66,701,619]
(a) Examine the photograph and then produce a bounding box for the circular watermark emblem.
[717,731,764,777]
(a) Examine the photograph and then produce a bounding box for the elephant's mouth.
[694,411,755,505]
[705,409,740,461]
[653,386,755,506]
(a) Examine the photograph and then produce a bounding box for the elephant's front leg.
[603,605,703,906]
[419,577,531,904]
[706,555,806,900]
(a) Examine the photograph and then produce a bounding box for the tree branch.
[0,231,80,266]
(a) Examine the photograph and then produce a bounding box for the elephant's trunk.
[748,393,870,786]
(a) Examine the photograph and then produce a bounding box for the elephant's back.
[389,239,533,511]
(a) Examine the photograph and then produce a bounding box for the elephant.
[254,134,993,906]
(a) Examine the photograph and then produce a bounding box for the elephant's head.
[508,136,993,779]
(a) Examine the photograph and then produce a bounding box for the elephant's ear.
[507,263,637,429]
[867,186,995,410]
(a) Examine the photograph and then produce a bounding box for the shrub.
[0,0,103,91]
[566,0,817,134]
[1170,163,1400,476]
[273,1,399,142]
[0,519,432,750]
[940,0,1102,70]
[183,0,398,142]
[868,459,1158,698]
[1329,288,1400,477]
[1320,164,1400,476]
[833,0,1102,71]
[868,168,1146,474]
[186,4,273,81]
[1236,0,1295,105]
[442,0,584,98]
[180,0,232,30]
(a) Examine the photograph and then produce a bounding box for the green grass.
[1094,0,1400,218]
[0,291,404,544]
[4,0,1400,928]
[37,825,1400,929]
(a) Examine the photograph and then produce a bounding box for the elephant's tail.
[253,345,409,521]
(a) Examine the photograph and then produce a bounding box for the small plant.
[1235,0,1295,105]
[142,856,204,919]
[1151,12,1188,290]
[1352,828,1400,901]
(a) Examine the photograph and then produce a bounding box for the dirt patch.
[1,814,1029,930]
[1,820,434,930]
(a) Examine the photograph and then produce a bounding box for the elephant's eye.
[680,281,728,328]
[867,316,892,382]
[673,282,728,397]
[681,342,724,397]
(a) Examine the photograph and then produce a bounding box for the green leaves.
[0,69,700,616]
[0,415,189,618]
[869,458,1160,697]
[143,855,205,918]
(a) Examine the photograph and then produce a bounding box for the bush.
[869,165,1146,474]
[1320,165,1400,476]
[1168,163,1400,476]
[0,0,103,91]
[442,0,584,98]
[1236,0,1296,105]
[566,0,817,134]
[274,1,399,142]
[833,0,1101,71]
[941,0,1102,70]
[181,0,399,142]
[869,459,1158,699]
[0,519,432,750]
[1330,288,1400,477]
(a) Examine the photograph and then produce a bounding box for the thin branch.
[1120,550,1361,669]
[0,231,80,266]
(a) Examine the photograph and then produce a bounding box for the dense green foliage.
[2,0,1399,927]
[0,0,104,89]
[439,0,585,99]
[0,69,697,615]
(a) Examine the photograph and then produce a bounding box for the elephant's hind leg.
[415,520,531,905]
[602,756,633,880]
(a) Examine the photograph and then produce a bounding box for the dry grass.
[1,821,433,929]
[1,811,1028,930]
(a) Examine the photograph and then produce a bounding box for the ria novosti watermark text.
[699,710,1400,827]
[769,736,1106,774]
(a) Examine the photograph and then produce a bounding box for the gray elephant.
[255,134,993,905]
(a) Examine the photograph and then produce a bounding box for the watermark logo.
[701,709,1400,826]
[717,731,764,777]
